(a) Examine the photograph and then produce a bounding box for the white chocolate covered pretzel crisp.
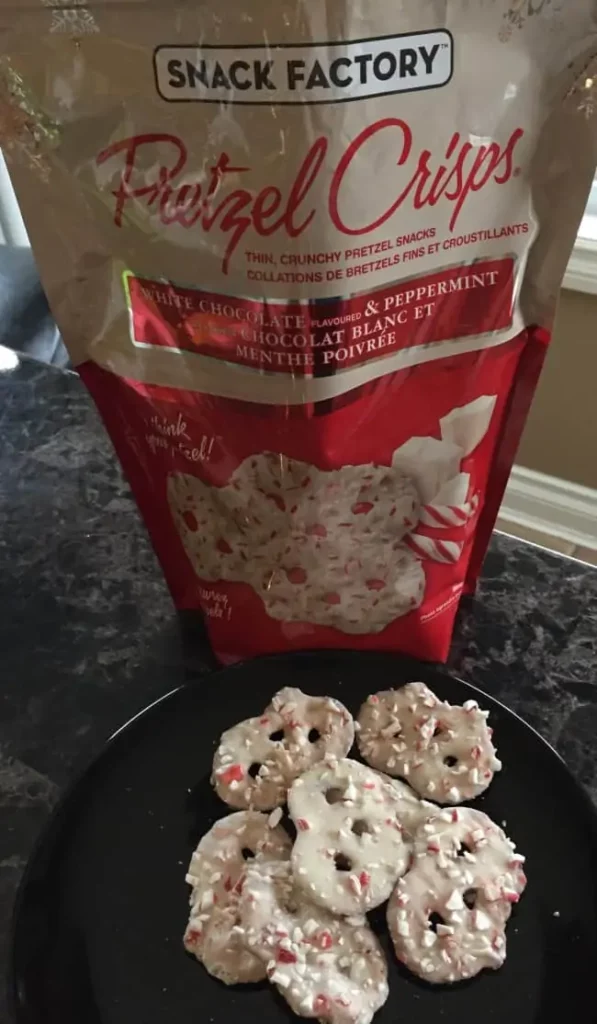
[357,682,501,803]
[288,757,423,915]
[387,806,527,983]
[212,687,355,810]
[240,860,389,1024]
[183,810,291,984]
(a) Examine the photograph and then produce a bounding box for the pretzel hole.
[269,729,285,742]
[429,911,445,933]
[457,842,472,857]
[248,762,262,779]
[325,787,346,805]
[463,888,478,909]
[444,755,458,767]
[308,728,321,743]
[334,853,352,872]
[433,723,445,736]
[352,819,371,837]
[241,847,255,860]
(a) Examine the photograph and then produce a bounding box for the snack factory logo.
[154,31,453,105]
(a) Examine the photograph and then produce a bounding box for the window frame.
[563,181,597,294]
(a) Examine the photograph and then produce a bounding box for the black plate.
[10,652,597,1024]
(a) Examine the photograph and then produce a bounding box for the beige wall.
[517,289,597,489]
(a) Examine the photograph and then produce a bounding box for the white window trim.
[563,213,597,294]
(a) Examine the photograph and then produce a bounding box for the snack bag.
[1,1,596,662]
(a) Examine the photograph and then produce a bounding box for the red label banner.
[126,257,514,375]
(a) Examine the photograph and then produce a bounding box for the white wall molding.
[501,465,597,550]
[563,234,597,295]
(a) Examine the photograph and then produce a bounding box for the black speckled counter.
[1,347,596,1016]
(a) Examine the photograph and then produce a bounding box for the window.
[563,182,597,294]
[582,178,597,232]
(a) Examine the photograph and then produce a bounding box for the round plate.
[10,652,597,1024]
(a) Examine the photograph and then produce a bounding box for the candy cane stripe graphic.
[405,533,464,564]
[420,503,471,528]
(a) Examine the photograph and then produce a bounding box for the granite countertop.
[1,346,597,1017]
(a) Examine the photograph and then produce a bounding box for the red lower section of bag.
[80,325,548,664]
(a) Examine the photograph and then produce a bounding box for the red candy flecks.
[351,501,374,515]
[182,510,198,531]
[219,764,244,785]
[315,930,333,950]
[276,948,297,964]
[285,567,307,585]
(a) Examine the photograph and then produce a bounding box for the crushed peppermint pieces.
[217,763,245,785]
[357,683,500,804]
[268,807,283,829]
[445,889,465,911]
[192,689,524,994]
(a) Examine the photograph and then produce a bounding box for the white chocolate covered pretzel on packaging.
[168,454,424,634]
[357,682,501,803]
[260,539,425,634]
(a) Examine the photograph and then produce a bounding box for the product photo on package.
[1,0,597,662]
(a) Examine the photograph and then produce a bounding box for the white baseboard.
[500,465,597,550]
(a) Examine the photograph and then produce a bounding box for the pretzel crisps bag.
[2,1,597,662]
